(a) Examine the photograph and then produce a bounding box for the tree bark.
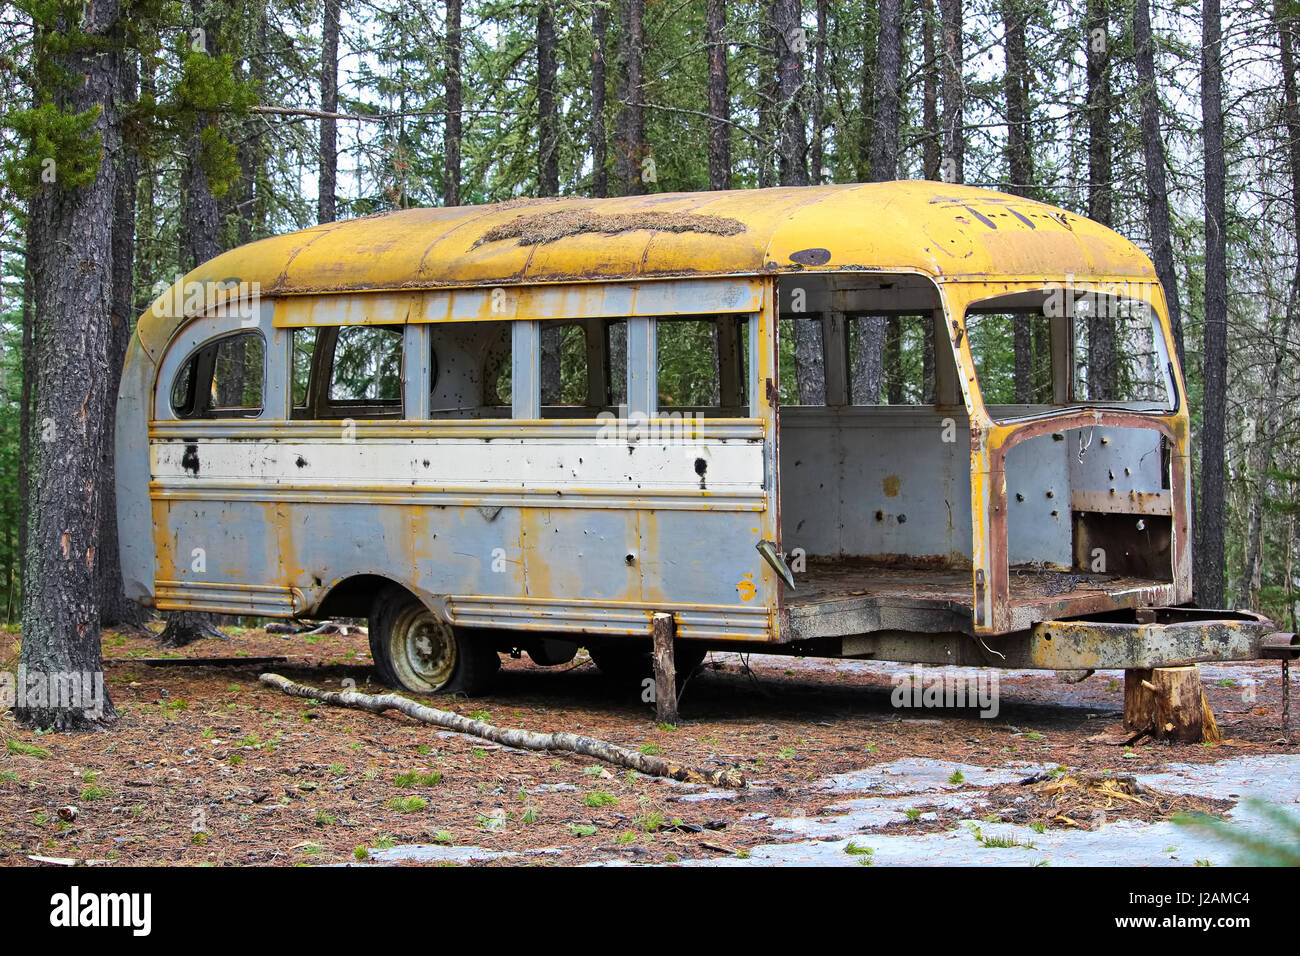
[157,610,226,648]
[101,46,149,631]
[1003,0,1032,197]
[319,0,340,222]
[182,0,223,269]
[771,0,820,403]
[856,8,879,182]
[613,0,646,195]
[165,0,232,645]
[538,2,559,197]
[591,2,609,197]
[1237,2,1300,608]
[1134,0,1185,368]
[921,0,941,180]
[259,673,745,788]
[852,315,887,403]
[651,613,679,725]
[1005,0,1033,403]
[705,0,731,190]
[939,0,964,182]
[771,0,809,187]
[1197,0,1227,609]
[1123,667,1221,744]
[1085,0,1117,399]
[870,0,904,182]
[20,0,124,730]
[444,0,462,206]
[811,0,827,183]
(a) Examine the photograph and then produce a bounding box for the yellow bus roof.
[139,181,1156,357]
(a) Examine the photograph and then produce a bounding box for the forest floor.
[0,623,1297,867]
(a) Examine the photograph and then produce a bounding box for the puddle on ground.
[603,753,1300,867]
[347,844,517,865]
[821,758,1047,795]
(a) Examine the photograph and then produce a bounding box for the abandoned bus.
[117,181,1277,695]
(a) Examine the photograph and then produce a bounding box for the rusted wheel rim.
[391,605,456,692]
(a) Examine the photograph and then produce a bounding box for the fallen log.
[259,673,746,789]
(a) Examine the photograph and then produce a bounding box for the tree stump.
[651,613,679,726]
[1124,666,1221,743]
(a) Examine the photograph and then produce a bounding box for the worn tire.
[369,588,499,695]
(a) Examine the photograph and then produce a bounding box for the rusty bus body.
[117,182,1276,694]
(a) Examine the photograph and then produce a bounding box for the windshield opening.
[963,286,1176,422]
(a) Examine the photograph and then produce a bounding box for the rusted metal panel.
[778,406,973,564]
[115,336,158,604]
[834,609,1274,669]
[1070,489,1172,516]
[1027,611,1274,669]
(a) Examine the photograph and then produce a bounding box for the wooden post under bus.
[1123,665,1221,744]
[651,612,679,726]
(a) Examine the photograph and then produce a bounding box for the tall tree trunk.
[771,0,809,187]
[319,0,340,222]
[1085,0,1117,399]
[852,315,887,403]
[856,9,879,182]
[811,0,827,183]
[870,0,904,181]
[1004,0,1033,402]
[100,46,149,631]
[1003,0,1032,197]
[614,0,646,195]
[591,2,609,196]
[444,0,462,206]
[921,0,941,180]
[1134,0,1185,367]
[538,2,559,197]
[181,0,223,269]
[161,0,230,647]
[20,0,124,730]
[771,0,821,404]
[1197,0,1227,608]
[705,0,731,190]
[1190,0,1222,608]
[854,0,905,404]
[19,218,34,588]
[939,0,964,182]
[1239,2,1300,607]
[537,2,561,390]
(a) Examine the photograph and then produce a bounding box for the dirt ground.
[0,623,1294,867]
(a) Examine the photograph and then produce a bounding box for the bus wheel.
[370,590,499,696]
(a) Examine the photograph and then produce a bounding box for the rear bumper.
[1028,608,1287,670]
[836,608,1292,670]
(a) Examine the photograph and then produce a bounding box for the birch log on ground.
[259,673,745,789]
